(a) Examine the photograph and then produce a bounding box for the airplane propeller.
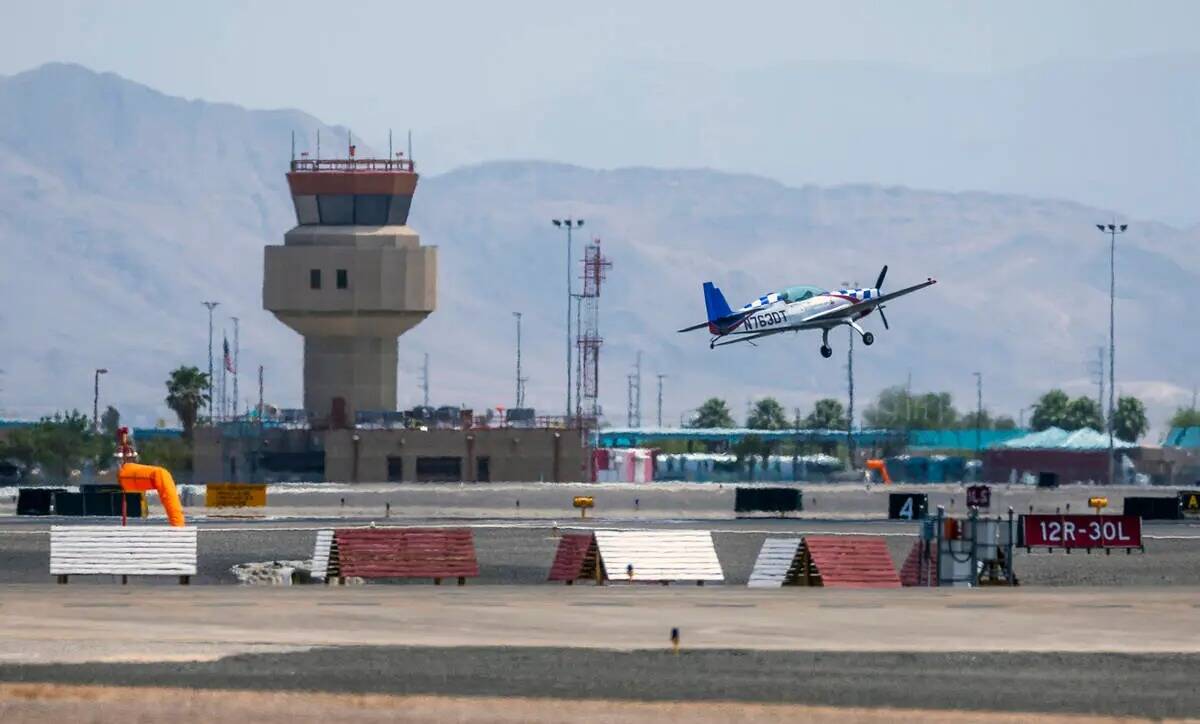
[875,265,889,330]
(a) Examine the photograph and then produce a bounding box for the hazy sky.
[3,1,1197,142]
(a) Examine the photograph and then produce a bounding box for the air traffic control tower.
[263,154,436,426]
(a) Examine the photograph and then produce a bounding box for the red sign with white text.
[1021,515,1142,549]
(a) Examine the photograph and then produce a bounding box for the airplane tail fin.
[678,282,741,334]
[703,282,734,323]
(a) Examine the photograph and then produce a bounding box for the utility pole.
[626,374,636,428]
[220,327,228,422]
[634,352,642,428]
[231,316,239,420]
[626,353,643,428]
[1096,222,1127,485]
[256,364,265,484]
[973,371,983,455]
[656,374,666,428]
[843,281,856,468]
[420,353,430,408]
[93,368,108,432]
[551,218,584,422]
[202,301,219,422]
[512,312,525,408]
[847,329,855,468]
[905,370,912,435]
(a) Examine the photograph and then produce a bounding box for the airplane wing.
[799,278,937,325]
[712,328,788,347]
[867,277,938,306]
[676,321,709,333]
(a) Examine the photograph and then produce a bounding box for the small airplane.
[677,266,936,357]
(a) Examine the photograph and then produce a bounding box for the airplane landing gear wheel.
[820,345,833,358]
[862,332,875,346]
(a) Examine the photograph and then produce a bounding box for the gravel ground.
[3,526,1200,586]
[0,647,1196,718]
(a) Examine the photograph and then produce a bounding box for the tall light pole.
[202,301,219,423]
[93,368,108,432]
[1096,222,1127,485]
[973,371,982,455]
[552,218,583,423]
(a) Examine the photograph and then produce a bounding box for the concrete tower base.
[304,336,398,425]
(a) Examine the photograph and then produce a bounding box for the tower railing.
[289,157,415,173]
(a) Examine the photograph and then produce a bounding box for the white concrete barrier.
[50,525,196,583]
[593,530,724,584]
[747,537,803,588]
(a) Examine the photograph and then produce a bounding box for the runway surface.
[1,586,1199,718]
[1,649,1198,719]
[3,585,1199,662]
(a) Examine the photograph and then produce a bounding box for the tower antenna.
[316,129,321,161]
[407,129,413,162]
[290,130,295,162]
[513,312,525,409]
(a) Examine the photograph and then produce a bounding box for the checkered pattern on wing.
[740,292,780,311]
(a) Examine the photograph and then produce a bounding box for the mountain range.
[0,63,1195,437]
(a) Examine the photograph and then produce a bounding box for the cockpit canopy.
[778,285,827,302]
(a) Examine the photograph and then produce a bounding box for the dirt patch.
[0,684,1171,724]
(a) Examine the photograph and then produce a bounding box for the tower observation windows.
[316,194,354,225]
[297,194,413,225]
[310,269,322,289]
[336,269,348,289]
[293,195,320,225]
[353,195,390,225]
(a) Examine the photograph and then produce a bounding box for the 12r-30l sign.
[1020,514,1142,549]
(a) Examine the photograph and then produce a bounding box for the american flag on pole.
[223,336,234,374]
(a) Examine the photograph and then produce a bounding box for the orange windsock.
[118,462,186,527]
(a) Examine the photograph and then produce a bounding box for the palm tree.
[805,399,847,430]
[689,398,735,428]
[166,366,210,440]
[747,397,789,430]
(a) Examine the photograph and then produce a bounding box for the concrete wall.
[263,229,436,338]
[324,428,588,483]
[194,426,589,484]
